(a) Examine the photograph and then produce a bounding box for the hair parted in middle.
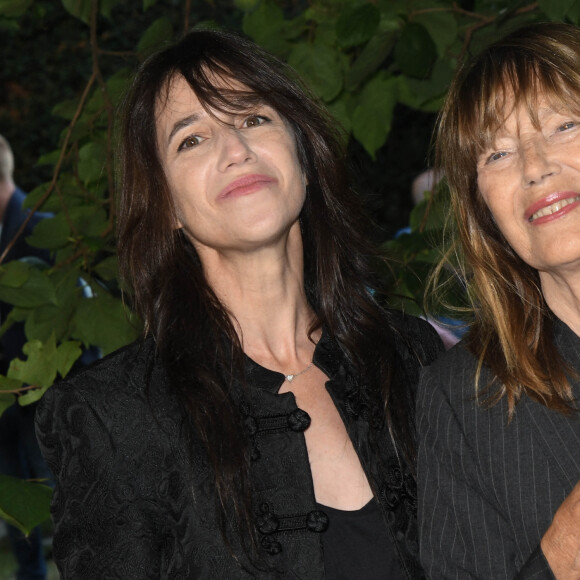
[435,21,580,416]
[116,27,411,565]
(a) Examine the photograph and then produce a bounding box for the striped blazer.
[417,318,580,579]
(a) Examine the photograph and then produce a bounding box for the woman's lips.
[525,191,580,224]
[218,174,277,199]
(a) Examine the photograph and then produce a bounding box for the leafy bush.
[0,0,577,534]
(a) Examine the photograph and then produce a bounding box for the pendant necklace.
[285,362,314,382]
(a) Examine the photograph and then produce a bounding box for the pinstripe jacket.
[416,318,580,580]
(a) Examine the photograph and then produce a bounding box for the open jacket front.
[36,313,441,579]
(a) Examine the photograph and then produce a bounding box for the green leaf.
[62,0,90,24]
[27,174,98,214]
[0,260,30,288]
[567,0,580,22]
[0,475,52,535]
[99,0,118,20]
[0,0,32,18]
[137,17,173,54]
[280,14,306,40]
[0,266,57,308]
[409,194,448,232]
[8,337,59,389]
[70,205,109,238]
[25,268,92,344]
[105,69,131,105]
[18,385,50,406]
[413,10,457,58]
[71,293,140,355]
[51,98,79,121]
[376,0,407,17]
[352,74,397,159]
[538,0,577,19]
[346,23,398,91]
[55,340,83,378]
[0,375,23,392]
[394,22,436,79]
[327,97,352,134]
[4,306,26,325]
[243,1,291,57]
[288,42,343,102]
[398,58,455,111]
[94,255,119,281]
[234,0,261,12]
[10,340,81,409]
[78,141,107,187]
[25,215,70,250]
[336,3,380,49]
[25,302,73,343]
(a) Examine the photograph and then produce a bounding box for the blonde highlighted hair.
[435,22,580,416]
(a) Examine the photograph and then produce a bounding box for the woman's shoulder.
[42,336,163,408]
[427,336,477,371]
[417,337,494,410]
[386,309,445,366]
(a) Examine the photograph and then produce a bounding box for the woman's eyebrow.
[168,112,203,144]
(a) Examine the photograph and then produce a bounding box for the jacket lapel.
[525,319,580,489]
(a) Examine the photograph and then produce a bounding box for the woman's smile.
[526,191,580,223]
[217,173,278,200]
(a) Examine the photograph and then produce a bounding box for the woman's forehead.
[155,72,263,117]
[474,85,579,148]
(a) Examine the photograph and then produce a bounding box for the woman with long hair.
[418,22,580,579]
[36,29,441,578]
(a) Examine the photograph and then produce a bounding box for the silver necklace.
[285,362,314,382]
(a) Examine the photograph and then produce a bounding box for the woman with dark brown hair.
[417,22,580,579]
[35,29,442,579]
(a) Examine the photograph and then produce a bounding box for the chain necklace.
[285,362,314,382]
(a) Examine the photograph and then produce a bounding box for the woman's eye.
[486,151,507,163]
[557,121,577,132]
[178,135,203,151]
[242,115,268,128]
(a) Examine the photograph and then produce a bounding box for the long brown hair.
[435,22,580,416]
[117,28,412,564]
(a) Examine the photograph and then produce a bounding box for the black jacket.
[416,318,580,579]
[36,312,442,579]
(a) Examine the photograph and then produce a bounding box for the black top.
[317,499,403,580]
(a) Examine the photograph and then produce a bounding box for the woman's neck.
[197,223,318,373]
[541,268,580,337]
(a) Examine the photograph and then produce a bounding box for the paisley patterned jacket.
[36,312,442,579]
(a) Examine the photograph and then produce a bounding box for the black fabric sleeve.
[35,382,163,579]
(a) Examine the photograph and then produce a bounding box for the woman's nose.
[217,128,256,171]
[521,140,560,186]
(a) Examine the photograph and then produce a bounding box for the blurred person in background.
[0,133,52,580]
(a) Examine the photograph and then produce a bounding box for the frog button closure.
[256,503,279,535]
[306,510,329,533]
[287,409,311,432]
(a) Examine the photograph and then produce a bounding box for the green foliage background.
[1,0,578,535]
